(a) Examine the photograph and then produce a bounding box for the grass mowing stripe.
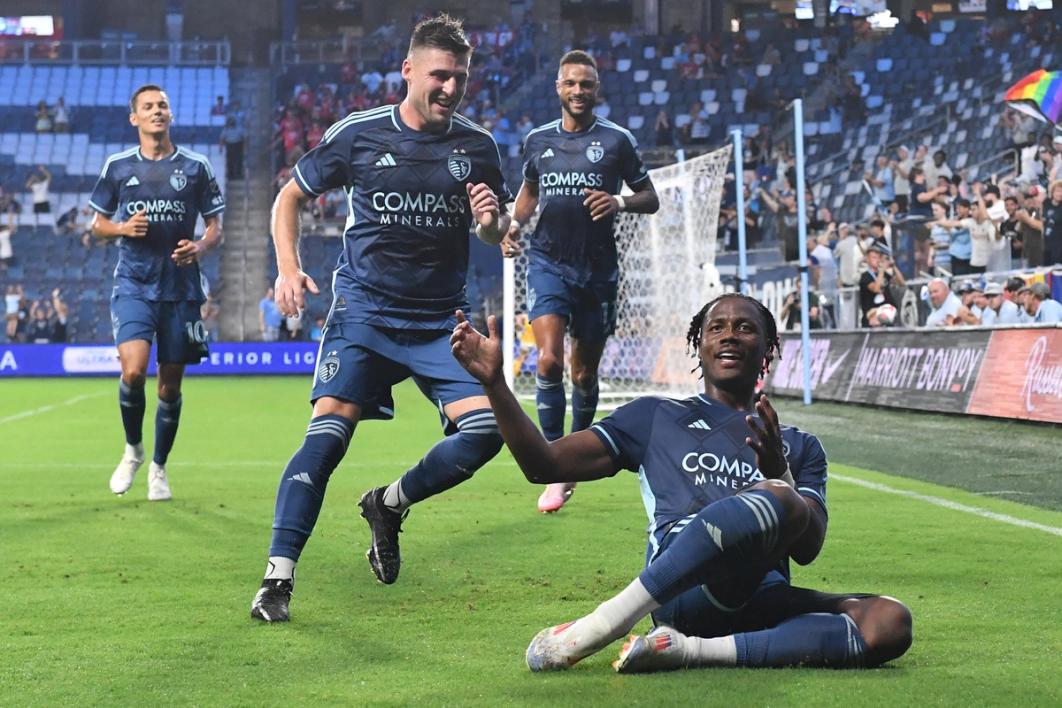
[832,472,1062,538]
[0,391,107,424]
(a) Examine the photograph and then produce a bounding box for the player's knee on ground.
[846,595,913,666]
[536,351,564,381]
[746,479,810,536]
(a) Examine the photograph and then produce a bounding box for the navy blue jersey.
[523,117,649,284]
[89,146,224,302]
[590,394,828,563]
[292,104,512,330]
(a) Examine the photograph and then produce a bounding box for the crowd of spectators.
[4,284,67,343]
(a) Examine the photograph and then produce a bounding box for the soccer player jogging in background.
[250,14,512,622]
[500,50,659,513]
[451,294,912,672]
[90,84,224,501]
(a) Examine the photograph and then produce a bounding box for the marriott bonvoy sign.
[764,327,1062,424]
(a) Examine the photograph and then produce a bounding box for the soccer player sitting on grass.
[450,294,912,672]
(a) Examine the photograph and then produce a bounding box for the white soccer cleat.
[613,626,687,673]
[147,462,172,501]
[526,621,582,671]
[537,482,576,513]
[109,443,144,495]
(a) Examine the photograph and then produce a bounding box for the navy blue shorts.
[649,528,869,638]
[111,294,208,365]
[311,322,483,425]
[526,268,617,342]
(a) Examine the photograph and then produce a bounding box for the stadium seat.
[633,69,649,83]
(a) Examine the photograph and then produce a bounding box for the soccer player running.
[250,14,511,622]
[500,50,659,513]
[451,294,912,672]
[90,84,224,501]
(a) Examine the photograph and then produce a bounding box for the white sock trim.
[264,556,296,581]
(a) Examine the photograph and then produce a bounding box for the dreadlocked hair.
[685,293,781,380]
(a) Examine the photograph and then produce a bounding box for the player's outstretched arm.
[451,311,618,484]
[271,178,319,317]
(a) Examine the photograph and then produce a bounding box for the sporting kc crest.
[169,170,187,192]
[586,141,605,163]
[448,151,471,181]
[318,350,341,382]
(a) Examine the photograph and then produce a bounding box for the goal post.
[503,144,733,407]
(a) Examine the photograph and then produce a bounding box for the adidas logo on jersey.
[687,419,711,431]
[541,148,555,158]
[126,176,140,186]
[375,153,397,167]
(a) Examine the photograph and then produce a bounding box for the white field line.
[0,392,107,425]
[831,472,1062,538]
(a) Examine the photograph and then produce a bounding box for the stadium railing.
[0,39,230,66]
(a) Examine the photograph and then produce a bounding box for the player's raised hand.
[499,221,522,258]
[451,310,503,386]
[745,394,789,479]
[467,182,500,228]
[274,269,319,318]
[582,188,620,221]
[122,209,149,238]
[171,239,204,267]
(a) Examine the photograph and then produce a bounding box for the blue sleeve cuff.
[292,164,321,197]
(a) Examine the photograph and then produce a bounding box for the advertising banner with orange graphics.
[968,329,1062,424]
[764,326,1062,424]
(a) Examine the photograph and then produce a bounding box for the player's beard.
[562,95,593,124]
[420,89,460,129]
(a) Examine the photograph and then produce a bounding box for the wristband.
[614,195,626,212]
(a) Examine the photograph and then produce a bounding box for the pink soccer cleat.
[537,482,576,513]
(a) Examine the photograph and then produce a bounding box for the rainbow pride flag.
[1005,69,1061,125]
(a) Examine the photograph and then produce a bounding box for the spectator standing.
[28,300,52,343]
[50,288,67,342]
[4,284,20,340]
[927,202,953,275]
[858,243,903,327]
[810,233,838,326]
[966,197,997,275]
[0,207,13,269]
[259,287,282,341]
[34,101,52,132]
[893,146,912,212]
[1032,179,1062,266]
[26,165,52,214]
[220,116,245,179]
[866,155,894,207]
[653,109,673,147]
[210,96,226,116]
[1018,186,1044,267]
[53,97,70,132]
[1024,281,1062,323]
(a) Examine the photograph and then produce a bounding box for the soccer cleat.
[109,443,144,495]
[537,482,576,513]
[526,620,585,671]
[250,578,293,622]
[147,462,172,501]
[358,486,408,584]
[613,626,687,673]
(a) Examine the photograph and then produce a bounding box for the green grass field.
[2,377,1060,706]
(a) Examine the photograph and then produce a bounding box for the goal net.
[502,144,733,407]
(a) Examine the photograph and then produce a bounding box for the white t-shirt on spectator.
[0,226,12,260]
[811,243,838,297]
[31,180,50,205]
[384,70,403,92]
[835,235,862,286]
[926,292,962,327]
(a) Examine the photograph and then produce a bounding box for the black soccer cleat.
[250,578,293,623]
[358,486,408,585]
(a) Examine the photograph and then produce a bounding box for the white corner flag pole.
[731,129,749,295]
[793,99,813,406]
[502,256,515,391]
